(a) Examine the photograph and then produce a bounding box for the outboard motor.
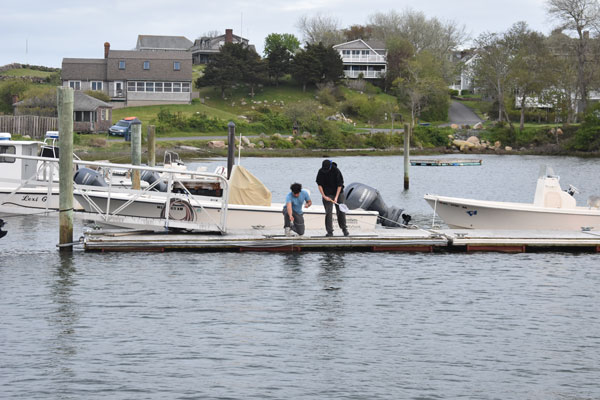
[140,170,168,192]
[344,182,412,227]
[73,168,108,187]
[0,219,7,239]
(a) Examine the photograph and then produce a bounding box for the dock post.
[227,122,235,179]
[403,123,410,190]
[57,86,74,251]
[147,124,156,167]
[131,119,142,189]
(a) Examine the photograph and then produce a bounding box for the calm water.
[1,154,600,399]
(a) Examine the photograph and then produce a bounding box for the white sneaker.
[285,227,292,236]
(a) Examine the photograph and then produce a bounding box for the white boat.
[73,162,381,233]
[1,133,381,232]
[0,132,73,216]
[424,166,600,231]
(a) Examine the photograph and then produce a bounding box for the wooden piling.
[57,87,74,251]
[147,125,156,167]
[227,122,235,179]
[403,123,410,190]
[131,120,142,189]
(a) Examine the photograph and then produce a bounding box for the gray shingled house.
[61,42,192,108]
[190,29,253,64]
[13,91,112,133]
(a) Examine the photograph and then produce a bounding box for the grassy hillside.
[0,68,56,78]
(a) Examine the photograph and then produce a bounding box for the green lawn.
[0,68,55,78]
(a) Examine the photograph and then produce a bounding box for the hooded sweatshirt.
[316,160,344,195]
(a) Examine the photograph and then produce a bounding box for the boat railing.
[1,153,230,233]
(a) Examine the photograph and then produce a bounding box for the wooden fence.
[0,115,58,139]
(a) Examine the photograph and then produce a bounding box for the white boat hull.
[425,194,600,231]
[74,192,380,232]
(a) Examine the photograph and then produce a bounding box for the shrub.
[567,103,600,151]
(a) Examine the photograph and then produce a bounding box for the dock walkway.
[82,227,600,253]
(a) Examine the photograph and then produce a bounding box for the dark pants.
[282,207,305,235]
[323,191,347,234]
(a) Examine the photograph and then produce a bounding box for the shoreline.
[74,145,600,162]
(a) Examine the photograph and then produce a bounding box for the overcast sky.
[1,0,553,68]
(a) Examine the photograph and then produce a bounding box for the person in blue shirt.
[283,182,312,236]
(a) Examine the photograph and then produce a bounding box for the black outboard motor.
[344,182,411,227]
[0,219,7,239]
[73,168,108,187]
[140,170,168,192]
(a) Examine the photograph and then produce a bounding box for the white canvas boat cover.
[228,165,272,206]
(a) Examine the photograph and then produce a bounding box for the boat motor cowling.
[73,168,108,187]
[140,170,168,192]
[344,182,411,227]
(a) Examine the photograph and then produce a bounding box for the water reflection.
[47,253,79,378]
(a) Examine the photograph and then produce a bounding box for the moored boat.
[424,166,600,230]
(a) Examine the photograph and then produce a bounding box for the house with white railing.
[333,39,387,79]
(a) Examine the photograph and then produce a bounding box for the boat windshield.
[539,165,556,178]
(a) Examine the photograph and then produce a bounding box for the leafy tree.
[263,33,300,85]
[196,42,265,98]
[263,33,300,56]
[505,22,557,130]
[546,30,580,122]
[383,37,414,90]
[472,32,515,124]
[547,0,600,113]
[0,79,30,114]
[291,43,343,91]
[266,44,290,85]
[290,49,321,92]
[393,51,449,126]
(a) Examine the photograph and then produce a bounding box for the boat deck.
[82,227,600,253]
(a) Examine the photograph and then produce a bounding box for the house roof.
[333,39,386,53]
[136,35,193,50]
[13,91,111,111]
[108,50,192,60]
[73,91,112,111]
[62,58,107,80]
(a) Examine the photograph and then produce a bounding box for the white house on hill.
[333,39,387,79]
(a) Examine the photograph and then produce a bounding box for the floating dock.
[411,159,482,166]
[82,227,600,253]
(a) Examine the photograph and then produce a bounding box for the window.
[119,61,126,70]
[68,81,81,90]
[91,81,103,91]
[182,83,190,92]
[173,82,181,93]
[127,81,136,92]
[0,145,16,163]
[155,82,163,92]
[163,82,172,92]
[136,82,145,91]
[143,61,150,70]
[146,82,154,92]
[173,62,181,71]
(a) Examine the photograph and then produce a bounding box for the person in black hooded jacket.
[316,159,349,237]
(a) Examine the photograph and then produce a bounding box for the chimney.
[225,29,233,43]
[584,30,590,40]
[104,42,110,58]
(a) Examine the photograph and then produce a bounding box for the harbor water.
[1,154,599,399]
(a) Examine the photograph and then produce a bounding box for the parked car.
[108,117,139,140]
